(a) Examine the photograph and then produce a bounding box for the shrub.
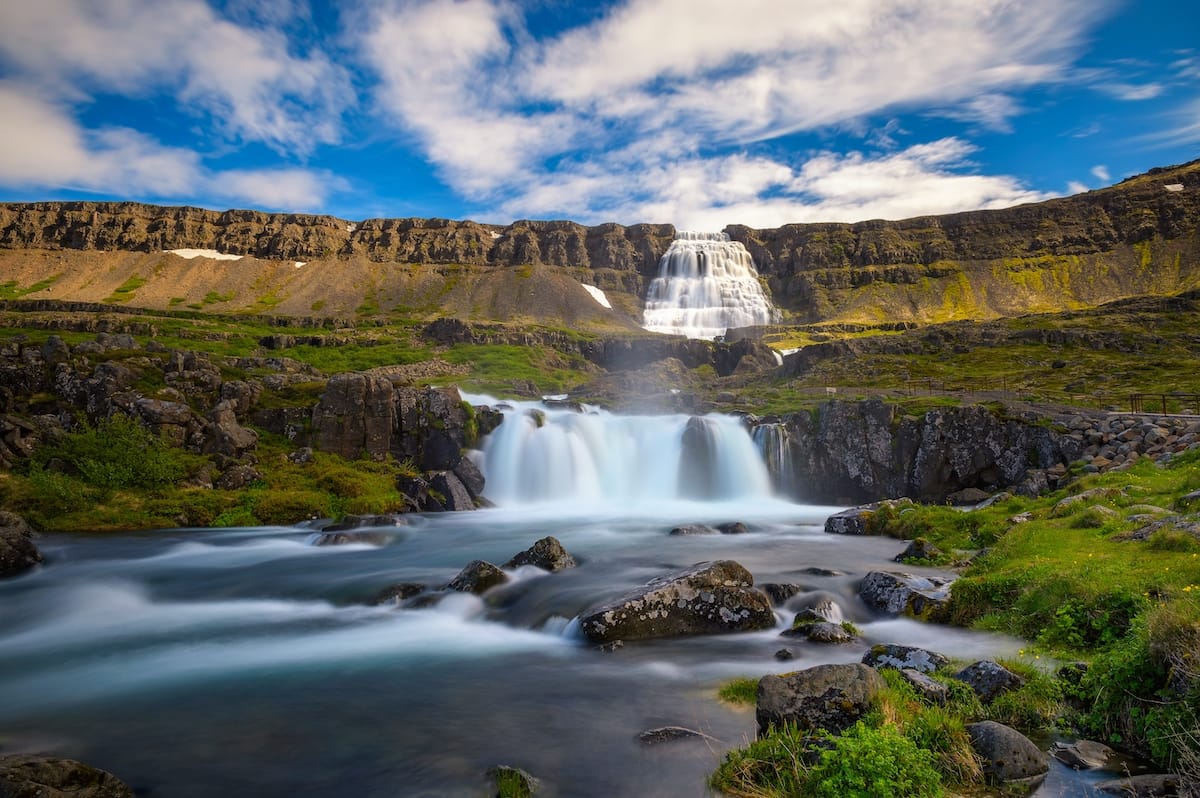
[36,414,190,489]
[710,723,815,797]
[807,721,944,798]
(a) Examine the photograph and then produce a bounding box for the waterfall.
[752,422,795,497]
[642,231,776,340]
[473,399,772,508]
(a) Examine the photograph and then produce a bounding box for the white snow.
[1165,184,1184,192]
[167,249,243,261]
[490,231,503,240]
[294,262,306,269]
[581,283,612,309]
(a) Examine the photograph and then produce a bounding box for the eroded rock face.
[966,721,1049,788]
[0,753,135,798]
[0,512,41,578]
[579,560,775,643]
[756,663,885,736]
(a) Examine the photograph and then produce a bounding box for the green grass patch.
[718,677,758,706]
[103,276,148,303]
[0,275,61,299]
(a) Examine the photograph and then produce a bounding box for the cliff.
[1,159,1197,326]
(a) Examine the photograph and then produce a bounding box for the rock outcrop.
[0,512,42,578]
[0,754,135,798]
[579,560,775,643]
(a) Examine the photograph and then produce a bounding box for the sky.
[0,0,1197,230]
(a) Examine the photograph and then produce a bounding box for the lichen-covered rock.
[862,643,949,674]
[0,512,42,578]
[446,560,509,595]
[503,536,576,572]
[966,721,1049,788]
[756,663,885,735]
[0,754,135,798]
[900,668,950,704]
[579,560,775,643]
[859,571,953,621]
[955,660,1025,703]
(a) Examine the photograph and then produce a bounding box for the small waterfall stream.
[752,421,796,497]
[642,231,776,339]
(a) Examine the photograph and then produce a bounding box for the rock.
[859,571,953,621]
[717,521,749,535]
[638,726,704,745]
[759,583,802,605]
[824,505,876,535]
[1052,487,1122,516]
[579,560,775,644]
[894,537,942,562]
[429,470,475,512]
[446,560,509,595]
[503,536,576,572]
[203,400,259,457]
[311,373,396,460]
[668,524,716,536]
[861,644,949,674]
[0,512,42,578]
[774,648,795,660]
[1095,773,1183,796]
[320,514,406,533]
[1051,739,1116,770]
[782,620,855,643]
[756,663,885,735]
[0,754,135,798]
[900,668,950,704]
[487,765,540,797]
[452,456,486,499]
[966,721,1049,788]
[310,531,391,546]
[946,487,991,505]
[214,464,264,490]
[287,446,313,463]
[954,660,1025,703]
[372,583,426,605]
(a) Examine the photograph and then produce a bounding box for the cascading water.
[752,422,796,497]
[474,398,772,507]
[642,231,776,339]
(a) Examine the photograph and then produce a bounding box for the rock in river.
[579,560,774,643]
[0,754,134,798]
[859,570,953,621]
[756,663,885,736]
[503,536,576,572]
[0,512,42,578]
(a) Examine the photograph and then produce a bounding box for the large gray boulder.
[954,660,1025,703]
[966,721,1049,788]
[862,643,949,674]
[0,512,42,578]
[756,663,885,736]
[0,754,134,798]
[859,571,953,621]
[579,560,775,643]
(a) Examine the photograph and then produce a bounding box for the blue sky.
[0,0,1197,229]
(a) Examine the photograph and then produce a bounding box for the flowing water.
[0,400,1111,796]
[642,232,776,339]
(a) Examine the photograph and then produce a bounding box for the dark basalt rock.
[759,582,802,605]
[503,536,576,572]
[428,470,475,512]
[579,560,775,644]
[717,521,749,535]
[446,560,509,595]
[756,663,885,736]
[0,512,41,578]
[0,753,135,798]
[955,660,1025,703]
[966,721,1049,788]
[372,583,426,606]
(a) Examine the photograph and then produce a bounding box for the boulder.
[446,560,509,595]
[0,754,134,798]
[0,512,42,578]
[503,536,576,572]
[954,660,1025,703]
[966,721,1049,788]
[717,521,749,535]
[900,668,950,704]
[756,663,885,735]
[1050,739,1115,770]
[452,456,486,499]
[668,524,716,536]
[824,505,875,535]
[203,400,259,458]
[894,537,942,562]
[862,644,949,674]
[946,487,992,505]
[214,464,264,490]
[859,571,953,621]
[372,583,426,606]
[429,470,475,512]
[781,620,855,644]
[1095,773,1183,796]
[579,560,775,644]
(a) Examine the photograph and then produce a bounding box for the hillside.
[1,160,1197,329]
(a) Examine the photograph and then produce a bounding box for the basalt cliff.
[1,159,1197,326]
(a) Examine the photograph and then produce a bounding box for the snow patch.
[490,231,503,240]
[294,262,306,269]
[167,249,243,261]
[346,223,357,232]
[581,283,612,309]
[1165,184,1184,192]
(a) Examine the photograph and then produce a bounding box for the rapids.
[0,399,1098,796]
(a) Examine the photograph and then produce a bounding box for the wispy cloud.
[0,83,341,210]
[1091,165,1111,182]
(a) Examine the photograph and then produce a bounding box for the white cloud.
[1067,181,1090,195]
[1091,165,1111,182]
[357,0,1104,224]
[0,0,351,155]
[1098,82,1165,101]
[0,84,338,210]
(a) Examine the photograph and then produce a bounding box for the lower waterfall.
[473,398,772,507]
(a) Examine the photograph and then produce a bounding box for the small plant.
[808,721,944,798]
[718,677,759,706]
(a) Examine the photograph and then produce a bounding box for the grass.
[0,275,61,299]
[718,677,759,706]
[103,276,148,303]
